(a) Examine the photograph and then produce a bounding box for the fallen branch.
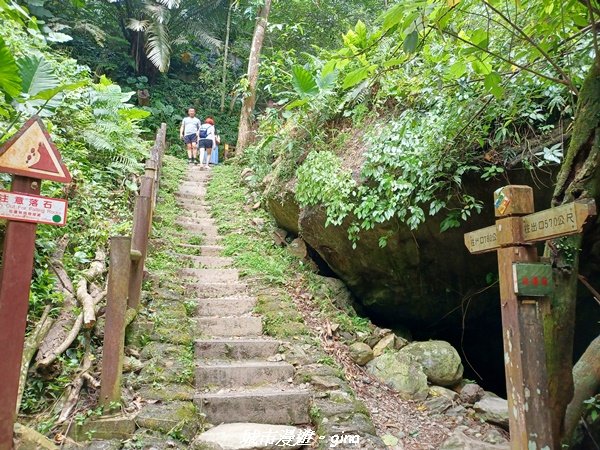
[16,306,53,414]
[83,249,107,281]
[36,285,108,370]
[37,247,107,371]
[57,332,93,424]
[76,278,96,329]
[578,274,600,307]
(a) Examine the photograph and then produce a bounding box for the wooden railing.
[99,123,166,407]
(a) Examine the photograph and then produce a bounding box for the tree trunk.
[220,0,234,113]
[236,0,272,154]
[544,59,600,446]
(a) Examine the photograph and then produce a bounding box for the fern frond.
[127,19,150,32]
[146,21,171,72]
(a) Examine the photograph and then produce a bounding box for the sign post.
[0,117,71,450]
[464,185,596,450]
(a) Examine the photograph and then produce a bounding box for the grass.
[205,164,376,341]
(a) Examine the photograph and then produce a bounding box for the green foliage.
[245,0,595,243]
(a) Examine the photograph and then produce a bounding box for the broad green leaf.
[0,37,22,98]
[31,80,86,101]
[285,98,308,110]
[383,58,406,68]
[382,4,405,32]
[355,20,367,45]
[471,59,492,75]
[403,30,419,53]
[484,72,503,99]
[17,55,59,97]
[448,60,467,78]
[118,107,151,120]
[342,65,374,90]
[291,66,318,97]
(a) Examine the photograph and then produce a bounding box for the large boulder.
[399,340,463,386]
[366,352,428,400]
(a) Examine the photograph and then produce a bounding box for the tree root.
[563,335,600,443]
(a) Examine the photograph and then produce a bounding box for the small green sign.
[513,263,554,297]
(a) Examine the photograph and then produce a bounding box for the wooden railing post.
[99,236,131,408]
[128,177,154,310]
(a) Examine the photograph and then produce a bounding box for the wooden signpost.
[464,185,596,450]
[0,116,71,450]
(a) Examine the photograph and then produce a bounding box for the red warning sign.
[0,116,71,183]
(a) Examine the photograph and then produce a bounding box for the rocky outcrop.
[264,173,554,330]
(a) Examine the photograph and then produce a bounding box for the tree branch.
[439,28,575,91]
[482,1,577,94]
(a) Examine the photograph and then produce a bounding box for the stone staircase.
[174,168,312,447]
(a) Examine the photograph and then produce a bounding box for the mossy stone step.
[195,338,280,360]
[196,296,255,317]
[186,282,248,298]
[182,268,239,283]
[172,254,233,269]
[193,388,311,425]
[196,316,262,337]
[196,360,294,388]
[135,401,200,442]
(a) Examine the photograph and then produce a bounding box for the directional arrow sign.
[521,200,596,242]
[0,116,71,183]
[464,199,596,254]
[464,225,498,254]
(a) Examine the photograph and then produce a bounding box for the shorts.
[198,138,213,149]
[184,134,197,144]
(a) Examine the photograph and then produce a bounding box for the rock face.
[366,352,428,400]
[400,340,463,386]
[265,174,555,329]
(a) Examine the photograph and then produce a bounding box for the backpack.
[199,124,210,139]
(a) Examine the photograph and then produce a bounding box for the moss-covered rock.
[400,340,463,387]
[135,401,200,442]
[366,352,428,400]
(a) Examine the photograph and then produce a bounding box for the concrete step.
[182,268,239,283]
[172,254,233,268]
[195,338,280,360]
[196,296,255,317]
[197,316,262,337]
[176,218,217,227]
[194,388,311,425]
[196,361,294,388]
[186,282,247,298]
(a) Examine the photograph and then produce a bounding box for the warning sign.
[0,116,71,183]
[0,191,67,226]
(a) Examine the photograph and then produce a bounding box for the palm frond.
[155,0,181,8]
[146,22,171,72]
[190,29,223,51]
[73,21,107,46]
[127,19,150,32]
